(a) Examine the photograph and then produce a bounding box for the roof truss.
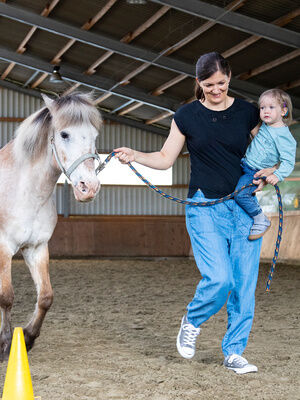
[0,0,299,132]
[149,0,300,48]
[0,78,169,137]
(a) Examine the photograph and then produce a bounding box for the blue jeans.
[185,189,262,357]
[234,159,261,217]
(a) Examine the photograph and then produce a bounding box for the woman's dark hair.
[195,52,231,101]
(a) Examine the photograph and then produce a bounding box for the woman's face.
[197,70,230,105]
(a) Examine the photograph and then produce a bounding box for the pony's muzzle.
[73,179,100,202]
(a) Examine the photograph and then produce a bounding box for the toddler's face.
[259,95,286,127]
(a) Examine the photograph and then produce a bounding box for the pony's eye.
[60,131,69,140]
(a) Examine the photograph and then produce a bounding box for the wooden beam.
[51,40,76,65]
[149,0,300,48]
[118,102,143,116]
[0,117,24,122]
[91,6,170,104]
[31,0,118,88]
[278,79,300,91]
[81,0,118,30]
[222,8,300,59]
[1,62,16,80]
[93,92,114,105]
[31,72,48,89]
[1,0,60,80]
[237,49,300,80]
[121,5,170,43]
[88,6,170,76]
[118,63,150,85]
[85,51,114,75]
[146,111,173,125]
[62,82,81,96]
[165,0,245,56]
[92,63,150,105]
[111,0,244,112]
[152,74,187,96]
[145,95,195,124]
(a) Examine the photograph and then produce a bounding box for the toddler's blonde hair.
[258,88,293,126]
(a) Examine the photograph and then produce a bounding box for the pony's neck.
[13,108,62,202]
[17,144,62,205]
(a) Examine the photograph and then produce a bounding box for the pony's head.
[14,92,102,202]
[43,93,102,202]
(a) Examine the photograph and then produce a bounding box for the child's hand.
[266,174,279,186]
[254,166,276,179]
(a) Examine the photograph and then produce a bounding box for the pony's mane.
[14,92,102,161]
[51,92,102,131]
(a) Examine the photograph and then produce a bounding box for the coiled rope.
[98,152,283,292]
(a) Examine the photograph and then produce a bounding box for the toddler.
[235,89,297,240]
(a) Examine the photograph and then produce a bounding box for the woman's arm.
[250,122,261,139]
[114,119,186,170]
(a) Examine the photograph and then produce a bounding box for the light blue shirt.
[245,122,297,181]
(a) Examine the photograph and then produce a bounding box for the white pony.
[0,93,102,359]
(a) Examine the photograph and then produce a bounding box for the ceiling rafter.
[146,111,173,125]
[0,45,180,112]
[164,0,246,57]
[132,7,300,113]
[149,0,300,48]
[278,79,300,91]
[0,2,299,129]
[30,0,118,89]
[1,0,60,80]
[118,101,143,116]
[3,1,299,82]
[151,75,188,96]
[90,5,171,103]
[222,8,300,58]
[88,4,170,77]
[140,7,300,125]
[115,0,245,116]
[237,49,300,81]
[0,78,169,137]
[0,1,198,90]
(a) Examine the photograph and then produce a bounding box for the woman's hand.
[252,177,266,193]
[114,147,135,164]
[252,166,277,192]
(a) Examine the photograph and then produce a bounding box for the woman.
[114,52,271,374]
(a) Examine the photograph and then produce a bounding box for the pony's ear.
[81,91,95,103]
[41,94,55,111]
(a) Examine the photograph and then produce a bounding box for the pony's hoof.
[23,329,36,352]
[0,341,11,362]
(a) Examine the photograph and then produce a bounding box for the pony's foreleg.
[22,244,53,351]
[0,246,14,361]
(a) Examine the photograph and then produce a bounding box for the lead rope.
[98,152,283,292]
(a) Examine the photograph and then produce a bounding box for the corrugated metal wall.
[0,89,43,146]
[0,88,189,215]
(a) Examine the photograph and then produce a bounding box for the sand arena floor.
[0,258,299,400]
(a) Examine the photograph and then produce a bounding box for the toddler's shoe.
[248,214,271,240]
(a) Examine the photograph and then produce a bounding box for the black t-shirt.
[174,98,259,199]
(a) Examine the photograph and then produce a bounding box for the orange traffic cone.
[1,327,35,400]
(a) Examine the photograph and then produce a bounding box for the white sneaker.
[224,354,258,374]
[176,315,200,359]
